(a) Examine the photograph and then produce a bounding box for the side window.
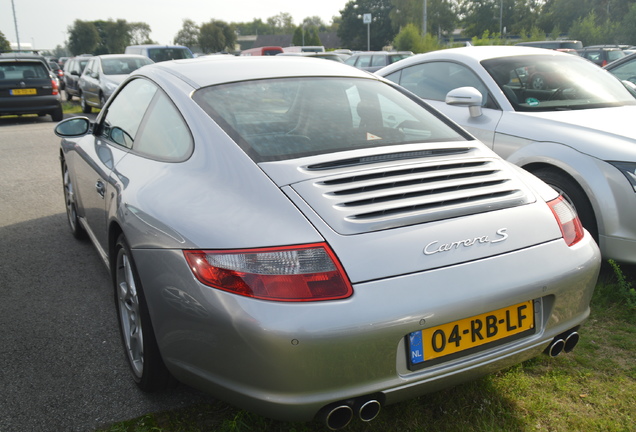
[357,55,373,68]
[371,55,387,67]
[394,61,492,107]
[83,59,94,76]
[133,91,193,161]
[609,59,636,81]
[100,78,157,148]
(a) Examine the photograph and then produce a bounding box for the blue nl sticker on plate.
[409,331,424,364]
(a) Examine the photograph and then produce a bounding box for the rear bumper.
[135,233,600,422]
[0,95,61,116]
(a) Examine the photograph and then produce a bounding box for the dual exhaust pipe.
[321,328,580,429]
[320,396,382,430]
[545,327,580,357]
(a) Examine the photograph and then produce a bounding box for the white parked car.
[377,46,636,264]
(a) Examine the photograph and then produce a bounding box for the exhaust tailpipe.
[564,331,579,353]
[545,327,581,357]
[547,338,565,357]
[323,404,353,430]
[356,399,381,422]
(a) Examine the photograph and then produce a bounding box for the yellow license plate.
[408,300,534,368]
[11,88,37,95]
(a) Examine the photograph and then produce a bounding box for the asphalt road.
[0,116,214,432]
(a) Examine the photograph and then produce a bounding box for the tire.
[62,160,86,239]
[80,93,92,113]
[51,105,63,122]
[531,74,546,90]
[114,234,175,391]
[532,167,599,241]
[66,91,72,102]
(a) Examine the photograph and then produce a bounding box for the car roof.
[0,52,48,62]
[94,54,152,60]
[139,56,377,88]
[375,46,581,77]
[428,46,573,61]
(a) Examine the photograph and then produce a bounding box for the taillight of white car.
[547,195,585,246]
[184,243,353,301]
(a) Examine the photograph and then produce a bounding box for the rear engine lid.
[260,144,564,281]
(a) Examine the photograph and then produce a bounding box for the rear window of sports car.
[192,77,466,162]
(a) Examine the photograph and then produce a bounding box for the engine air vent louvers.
[306,148,473,171]
[291,156,535,235]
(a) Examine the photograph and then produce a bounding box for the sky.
[1,0,351,50]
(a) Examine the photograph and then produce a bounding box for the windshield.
[481,54,636,111]
[193,77,467,162]
[101,57,153,75]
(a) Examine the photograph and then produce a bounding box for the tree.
[390,0,456,37]
[393,23,421,51]
[292,25,322,46]
[174,19,200,47]
[568,12,610,46]
[267,12,296,34]
[67,20,100,55]
[233,18,273,36]
[93,19,130,54]
[199,20,236,53]
[129,22,153,45]
[338,0,396,51]
[0,30,11,52]
[302,16,329,31]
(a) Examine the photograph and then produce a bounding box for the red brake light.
[547,196,585,246]
[183,243,353,302]
[51,78,59,95]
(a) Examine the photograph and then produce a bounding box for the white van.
[124,45,194,62]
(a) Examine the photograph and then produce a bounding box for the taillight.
[547,196,584,246]
[51,78,59,96]
[183,243,353,302]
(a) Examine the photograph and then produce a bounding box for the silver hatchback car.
[78,54,153,112]
[55,57,600,429]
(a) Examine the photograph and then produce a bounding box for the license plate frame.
[10,88,37,96]
[407,300,535,371]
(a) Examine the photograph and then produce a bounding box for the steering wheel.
[548,86,577,101]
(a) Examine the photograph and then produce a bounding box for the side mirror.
[54,117,91,137]
[445,86,483,118]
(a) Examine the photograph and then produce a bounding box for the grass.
[96,261,636,432]
[62,100,83,114]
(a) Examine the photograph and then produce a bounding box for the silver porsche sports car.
[55,56,600,429]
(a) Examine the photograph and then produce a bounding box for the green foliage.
[67,19,152,55]
[606,260,636,311]
[0,30,11,52]
[471,30,507,46]
[393,24,443,53]
[93,19,131,55]
[292,26,322,47]
[390,0,457,35]
[568,12,605,46]
[174,19,200,48]
[393,24,421,51]
[199,20,236,53]
[338,0,396,50]
[67,20,100,55]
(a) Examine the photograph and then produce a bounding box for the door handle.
[95,180,105,198]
